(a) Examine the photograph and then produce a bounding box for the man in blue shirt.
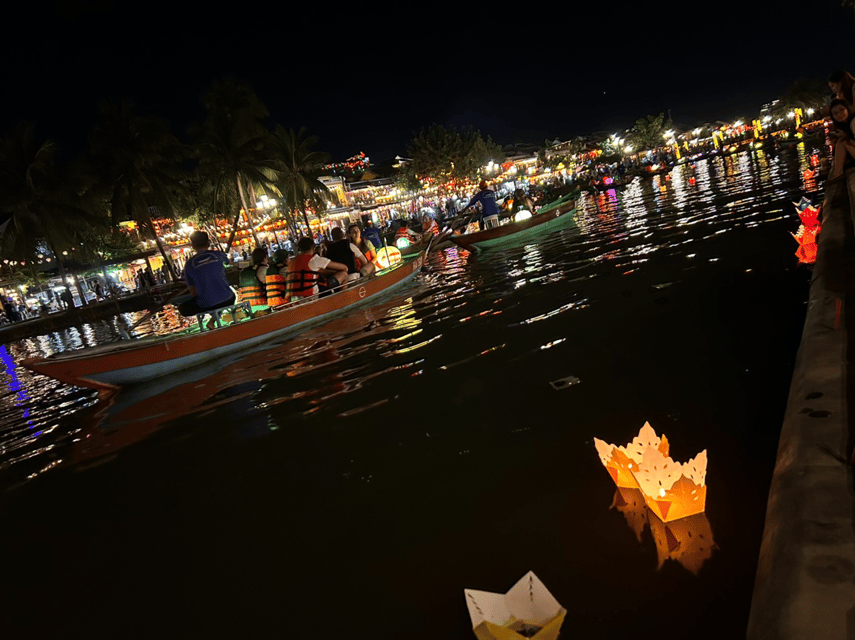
[459,180,499,230]
[177,231,235,316]
[362,220,383,249]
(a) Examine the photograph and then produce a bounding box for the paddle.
[115,287,187,340]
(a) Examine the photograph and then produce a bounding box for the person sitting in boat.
[177,231,235,317]
[459,180,499,230]
[511,188,536,216]
[362,220,383,249]
[348,224,378,274]
[326,227,375,282]
[239,247,269,309]
[265,249,290,307]
[395,220,420,247]
[423,215,440,237]
[286,237,349,301]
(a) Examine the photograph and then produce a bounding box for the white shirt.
[306,255,331,295]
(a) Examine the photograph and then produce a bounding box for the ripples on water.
[0,147,821,485]
[0,146,822,636]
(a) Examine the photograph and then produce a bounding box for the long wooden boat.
[21,251,426,390]
[448,190,579,252]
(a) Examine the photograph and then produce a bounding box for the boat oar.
[115,287,188,340]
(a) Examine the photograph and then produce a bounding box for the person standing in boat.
[177,231,235,316]
[286,237,349,301]
[458,180,499,230]
[239,248,269,309]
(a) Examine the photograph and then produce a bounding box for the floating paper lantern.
[797,204,821,230]
[792,224,819,264]
[593,422,670,489]
[595,422,708,522]
[793,197,812,212]
[464,571,566,640]
[631,446,708,522]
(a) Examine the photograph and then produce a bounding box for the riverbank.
[0,282,186,343]
[747,171,855,638]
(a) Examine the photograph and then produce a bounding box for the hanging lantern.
[464,572,566,640]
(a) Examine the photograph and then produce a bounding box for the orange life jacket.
[355,243,376,271]
[395,227,409,239]
[286,253,318,299]
[426,219,439,235]
[265,268,287,307]
[239,266,267,308]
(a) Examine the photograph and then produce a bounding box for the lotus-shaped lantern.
[464,571,566,640]
[630,446,708,522]
[792,224,818,264]
[593,422,669,489]
[595,422,708,522]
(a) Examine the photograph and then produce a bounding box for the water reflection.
[612,487,716,574]
[0,147,814,490]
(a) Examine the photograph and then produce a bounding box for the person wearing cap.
[178,231,235,316]
[459,180,499,230]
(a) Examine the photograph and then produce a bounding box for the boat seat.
[195,301,252,331]
[483,215,500,229]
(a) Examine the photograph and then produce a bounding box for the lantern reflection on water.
[464,571,566,640]
[612,487,716,574]
[594,422,708,522]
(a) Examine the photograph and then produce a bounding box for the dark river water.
[0,146,822,637]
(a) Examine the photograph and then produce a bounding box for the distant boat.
[448,190,579,252]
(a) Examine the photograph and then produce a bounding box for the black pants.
[177,293,236,317]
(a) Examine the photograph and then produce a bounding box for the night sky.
[2,1,853,163]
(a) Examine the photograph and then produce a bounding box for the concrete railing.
[747,173,855,639]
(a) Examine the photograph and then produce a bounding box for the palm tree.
[86,98,187,282]
[0,123,102,304]
[190,79,276,251]
[268,126,330,233]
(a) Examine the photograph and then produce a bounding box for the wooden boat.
[448,190,579,252]
[70,296,410,464]
[21,251,426,390]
